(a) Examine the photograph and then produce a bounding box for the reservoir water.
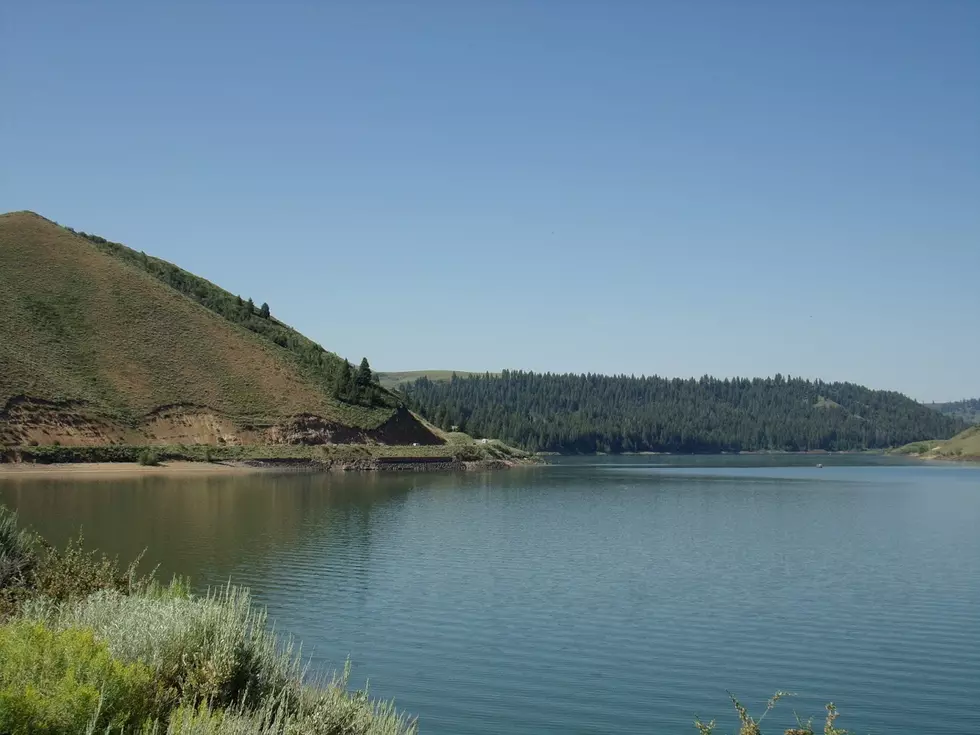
[2,456,978,734]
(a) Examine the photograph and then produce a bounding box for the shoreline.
[0,457,537,479]
[0,460,260,478]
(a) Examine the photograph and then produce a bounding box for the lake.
[2,456,978,734]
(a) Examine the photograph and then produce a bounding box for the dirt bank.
[0,398,442,449]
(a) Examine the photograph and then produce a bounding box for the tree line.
[930,397,980,425]
[404,371,965,453]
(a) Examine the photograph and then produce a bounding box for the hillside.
[404,370,966,453]
[893,425,980,461]
[0,211,441,448]
[378,370,493,390]
[929,398,980,424]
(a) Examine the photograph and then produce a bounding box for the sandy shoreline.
[0,461,261,479]
[0,457,535,479]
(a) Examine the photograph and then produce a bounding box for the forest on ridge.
[405,371,965,454]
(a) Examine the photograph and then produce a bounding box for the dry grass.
[892,424,980,460]
[0,211,392,430]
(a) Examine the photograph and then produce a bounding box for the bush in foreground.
[0,504,415,734]
[0,621,160,734]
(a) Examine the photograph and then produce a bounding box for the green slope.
[894,425,980,460]
[0,211,437,446]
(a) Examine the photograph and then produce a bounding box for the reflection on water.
[0,471,446,583]
[2,458,979,735]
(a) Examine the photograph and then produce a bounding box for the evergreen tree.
[403,371,963,454]
[245,298,255,315]
[355,358,373,389]
[259,302,270,319]
[335,360,354,400]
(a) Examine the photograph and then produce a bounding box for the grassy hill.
[0,211,440,448]
[893,425,980,461]
[378,370,494,390]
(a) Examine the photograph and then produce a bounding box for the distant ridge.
[378,370,495,390]
[403,370,965,454]
[0,211,441,448]
[929,398,980,425]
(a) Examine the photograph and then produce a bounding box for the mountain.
[404,370,966,454]
[0,211,440,448]
[928,398,980,425]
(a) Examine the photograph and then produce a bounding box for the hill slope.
[0,211,440,448]
[929,398,980,425]
[404,370,965,453]
[378,370,492,390]
[893,425,980,461]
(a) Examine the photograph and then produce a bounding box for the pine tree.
[259,302,270,319]
[335,360,353,400]
[355,358,373,389]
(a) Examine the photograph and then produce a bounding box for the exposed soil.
[0,398,443,449]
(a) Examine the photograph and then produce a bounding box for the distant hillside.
[404,370,966,453]
[0,211,441,448]
[894,425,980,461]
[929,398,980,425]
[378,370,493,390]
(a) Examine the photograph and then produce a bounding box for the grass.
[137,449,161,467]
[376,370,494,390]
[0,211,395,431]
[892,425,980,460]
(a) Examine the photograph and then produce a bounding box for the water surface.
[2,455,978,734]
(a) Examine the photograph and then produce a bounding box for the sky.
[2,1,978,402]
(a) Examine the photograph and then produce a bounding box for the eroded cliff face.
[0,398,443,448]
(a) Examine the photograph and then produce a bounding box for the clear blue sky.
[2,1,978,402]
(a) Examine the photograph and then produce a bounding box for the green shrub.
[33,584,298,710]
[0,507,38,618]
[31,533,149,604]
[0,620,160,734]
[153,667,416,735]
[138,449,162,466]
[695,693,849,735]
[0,507,35,590]
[25,585,417,733]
